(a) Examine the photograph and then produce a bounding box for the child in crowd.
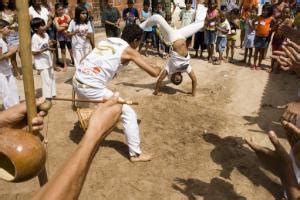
[139,1,152,56]
[0,0,22,80]
[31,17,56,98]
[269,6,293,73]
[215,11,230,65]
[54,3,73,71]
[0,19,19,109]
[205,1,219,63]
[253,4,273,70]
[179,0,195,48]
[242,8,256,66]
[122,0,139,26]
[226,8,239,63]
[153,2,166,57]
[67,6,94,67]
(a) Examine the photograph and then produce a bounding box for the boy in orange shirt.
[252,4,274,70]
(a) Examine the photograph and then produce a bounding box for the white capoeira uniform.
[0,38,19,109]
[140,14,203,76]
[166,51,192,77]
[31,33,56,98]
[73,37,141,156]
[68,20,93,68]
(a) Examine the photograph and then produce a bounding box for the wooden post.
[15,0,48,186]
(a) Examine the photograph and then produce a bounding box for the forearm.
[104,20,115,26]
[32,49,47,55]
[192,80,197,95]
[88,33,95,49]
[280,163,300,200]
[32,132,100,200]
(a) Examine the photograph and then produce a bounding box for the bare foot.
[153,91,162,96]
[130,153,152,162]
[54,67,61,72]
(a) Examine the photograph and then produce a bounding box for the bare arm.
[0,47,17,61]
[122,47,161,77]
[87,33,95,49]
[53,18,67,32]
[188,70,197,96]
[153,69,168,95]
[32,96,122,200]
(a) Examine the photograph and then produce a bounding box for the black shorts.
[141,31,153,43]
[59,41,72,49]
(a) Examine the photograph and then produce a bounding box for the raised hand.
[245,131,291,176]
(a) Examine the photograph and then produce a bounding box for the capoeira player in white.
[73,24,161,162]
[139,14,205,96]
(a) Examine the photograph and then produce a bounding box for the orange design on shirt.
[256,16,273,37]
[92,66,102,74]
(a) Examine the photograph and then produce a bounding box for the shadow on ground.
[202,132,282,199]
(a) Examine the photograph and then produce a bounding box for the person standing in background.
[122,0,139,26]
[193,0,207,59]
[102,0,121,37]
[0,0,21,80]
[179,0,195,48]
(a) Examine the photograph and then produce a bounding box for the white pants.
[0,74,19,109]
[40,68,56,98]
[140,14,205,43]
[73,47,91,68]
[73,81,141,156]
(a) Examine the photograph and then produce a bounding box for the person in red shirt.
[252,4,274,70]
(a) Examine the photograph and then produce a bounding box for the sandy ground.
[1,30,300,200]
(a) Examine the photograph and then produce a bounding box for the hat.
[128,0,134,4]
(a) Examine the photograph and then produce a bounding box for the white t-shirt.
[217,19,231,37]
[68,20,93,49]
[180,9,195,28]
[195,4,207,31]
[31,33,53,70]
[166,51,192,75]
[0,38,12,76]
[75,38,129,88]
[29,6,49,24]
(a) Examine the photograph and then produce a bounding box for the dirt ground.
[1,31,300,200]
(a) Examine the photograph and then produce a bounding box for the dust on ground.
[1,31,300,200]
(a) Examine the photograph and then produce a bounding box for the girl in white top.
[67,6,94,68]
[31,17,56,98]
[0,19,19,109]
[29,0,52,30]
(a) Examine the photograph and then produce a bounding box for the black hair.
[0,0,16,11]
[0,19,9,29]
[30,17,45,32]
[55,3,64,10]
[262,4,273,17]
[171,72,183,85]
[185,0,192,4]
[143,1,150,6]
[74,6,89,24]
[121,24,143,43]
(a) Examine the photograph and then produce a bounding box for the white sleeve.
[31,35,40,51]
[28,7,33,18]
[87,21,93,33]
[67,20,75,32]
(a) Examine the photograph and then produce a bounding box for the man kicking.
[73,24,161,162]
[139,15,205,96]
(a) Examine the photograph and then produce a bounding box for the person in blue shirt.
[122,0,139,26]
